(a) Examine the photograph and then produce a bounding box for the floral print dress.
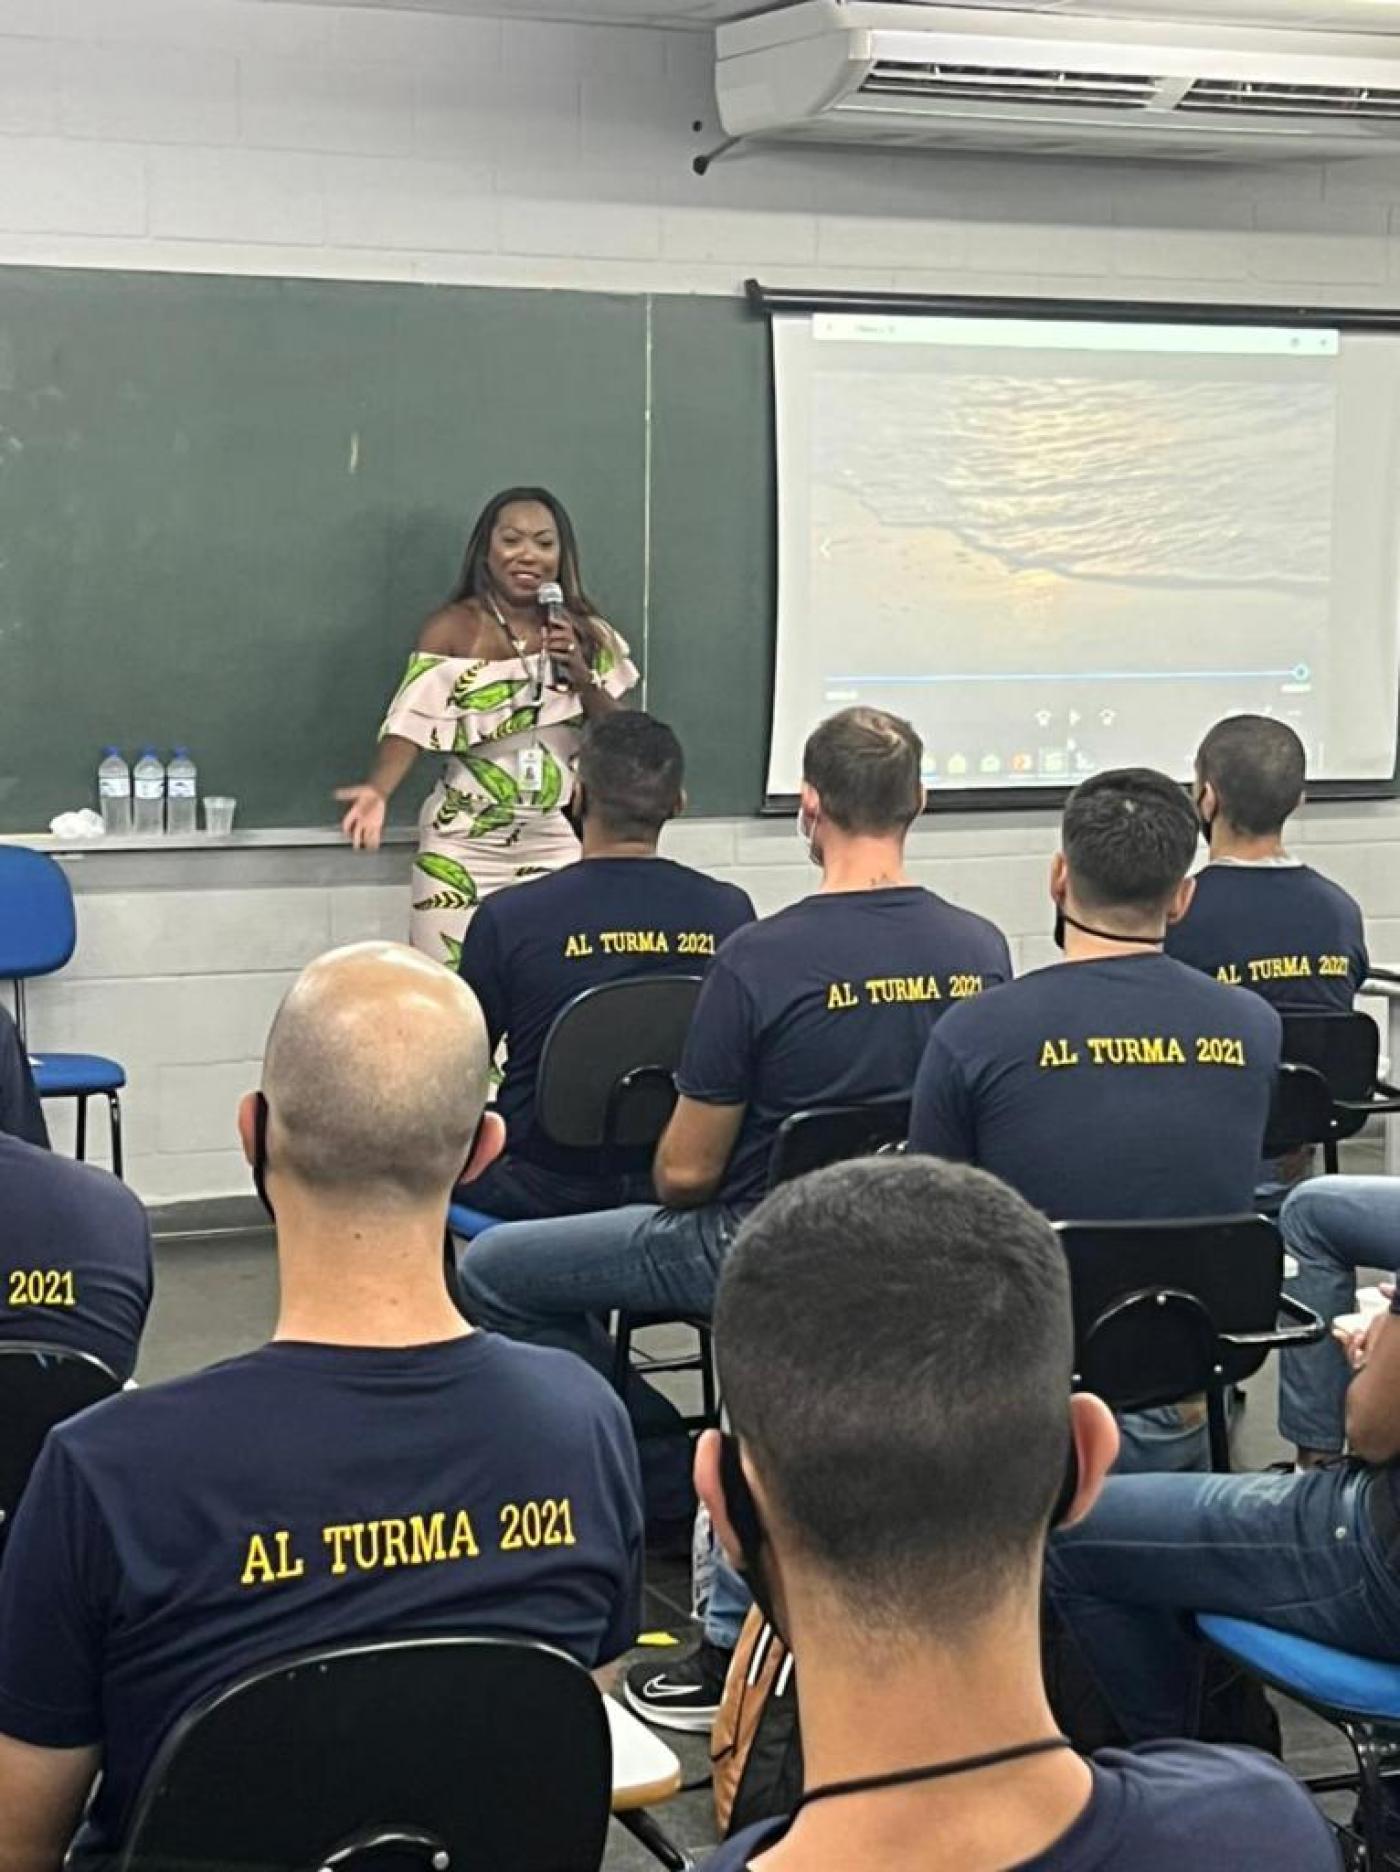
[381,626,639,963]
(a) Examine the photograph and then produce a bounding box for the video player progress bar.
[827,666,1309,685]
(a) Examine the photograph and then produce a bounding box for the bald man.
[0,944,644,1872]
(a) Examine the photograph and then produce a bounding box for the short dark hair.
[1061,767,1199,916]
[1197,715,1305,837]
[802,707,923,835]
[576,711,684,840]
[715,1157,1073,1631]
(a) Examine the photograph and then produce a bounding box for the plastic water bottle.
[97,748,132,836]
[132,748,165,836]
[166,748,198,835]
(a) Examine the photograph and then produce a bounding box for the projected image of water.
[815,373,1332,593]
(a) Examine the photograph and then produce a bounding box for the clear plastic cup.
[203,796,237,836]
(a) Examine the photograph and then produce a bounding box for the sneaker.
[624,1639,733,1733]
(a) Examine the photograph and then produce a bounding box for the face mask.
[721,1427,1081,1648]
[795,808,819,866]
[718,1434,787,1642]
[251,1090,275,1222]
[1053,905,1166,951]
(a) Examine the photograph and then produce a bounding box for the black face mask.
[1053,906,1166,952]
[718,1434,786,1641]
[252,1100,488,1224]
[719,1430,1082,1644]
[252,1090,274,1221]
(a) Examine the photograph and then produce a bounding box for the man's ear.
[237,1091,259,1169]
[461,1112,506,1187]
[1196,778,1218,824]
[1049,851,1069,904]
[1058,1393,1120,1529]
[1166,874,1197,928]
[695,1429,744,1569]
[799,781,821,824]
[674,787,689,821]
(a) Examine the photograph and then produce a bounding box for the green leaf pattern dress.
[381,627,639,963]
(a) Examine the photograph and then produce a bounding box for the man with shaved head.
[0,944,644,1872]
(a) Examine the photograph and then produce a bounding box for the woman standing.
[337,488,638,964]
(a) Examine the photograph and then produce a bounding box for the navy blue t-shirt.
[679,887,1012,1207]
[1166,863,1368,1014]
[702,1743,1339,1870]
[460,857,754,1171]
[909,953,1281,1220]
[0,1133,152,1380]
[0,1331,643,1850]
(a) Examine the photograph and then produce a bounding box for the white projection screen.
[766,303,1400,804]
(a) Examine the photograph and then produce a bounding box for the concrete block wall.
[6,0,1400,1199]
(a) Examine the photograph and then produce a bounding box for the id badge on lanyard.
[519,745,545,801]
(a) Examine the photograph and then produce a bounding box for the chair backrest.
[1263,1061,1335,1155]
[120,1635,613,1872]
[535,974,703,1152]
[0,1341,123,1547]
[1055,1215,1284,1413]
[0,847,78,981]
[767,1098,911,1192]
[1281,1012,1378,1142]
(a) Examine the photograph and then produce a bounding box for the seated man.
[698,1157,1336,1872]
[1276,1174,1400,1467]
[909,768,1282,1475]
[0,943,643,1871]
[910,767,1281,1223]
[0,1131,152,1381]
[0,1003,47,1147]
[1047,1271,1400,1797]
[1167,713,1368,1011]
[458,705,1010,1502]
[458,710,754,1221]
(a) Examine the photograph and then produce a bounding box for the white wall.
[8,0,1400,1201]
[2,0,1399,299]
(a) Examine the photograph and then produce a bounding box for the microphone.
[537,580,571,690]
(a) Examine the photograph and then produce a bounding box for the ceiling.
[249,1,1400,32]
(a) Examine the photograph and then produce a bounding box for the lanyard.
[797,1735,1073,1815]
[486,592,544,706]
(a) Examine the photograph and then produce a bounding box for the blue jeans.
[456,1202,742,1521]
[1279,1177,1400,1453]
[705,1553,752,1650]
[1047,1464,1400,1739]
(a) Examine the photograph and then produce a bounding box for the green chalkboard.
[0,269,774,831]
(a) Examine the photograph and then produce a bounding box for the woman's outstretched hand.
[336,784,387,851]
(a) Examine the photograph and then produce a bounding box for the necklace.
[485,592,543,704]
[797,1735,1072,1815]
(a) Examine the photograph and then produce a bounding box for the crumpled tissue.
[49,810,107,839]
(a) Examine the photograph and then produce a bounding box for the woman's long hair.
[448,486,604,659]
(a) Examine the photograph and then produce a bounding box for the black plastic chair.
[505,974,711,1432]
[1055,1216,1326,1473]
[766,1098,912,1190]
[1262,1060,1336,1159]
[0,1340,122,1556]
[535,974,704,1161]
[1279,1012,1400,1173]
[118,1635,614,1872]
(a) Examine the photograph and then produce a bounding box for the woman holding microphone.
[338,487,638,963]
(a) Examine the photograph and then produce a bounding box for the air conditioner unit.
[714,2,1400,160]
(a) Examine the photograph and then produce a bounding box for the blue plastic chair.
[447,1203,504,1242]
[0,847,126,1177]
[1199,1612,1400,1863]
